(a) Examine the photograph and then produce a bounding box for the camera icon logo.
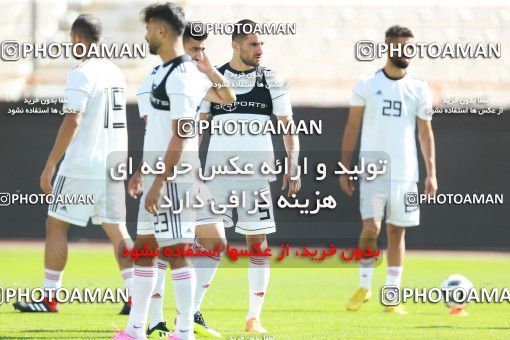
[381,285,400,306]
[0,193,11,206]
[190,21,205,37]
[177,118,197,138]
[1,40,21,61]
[404,192,418,207]
[355,40,376,61]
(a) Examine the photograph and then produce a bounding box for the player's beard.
[240,52,260,67]
[390,56,409,69]
[148,39,160,55]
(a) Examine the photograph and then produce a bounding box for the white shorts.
[359,179,419,227]
[136,180,221,246]
[47,174,126,227]
[206,177,275,235]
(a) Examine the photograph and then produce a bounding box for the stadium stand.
[0,0,508,106]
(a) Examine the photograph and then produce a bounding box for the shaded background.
[1,102,508,250]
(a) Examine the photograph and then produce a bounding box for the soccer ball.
[441,274,474,309]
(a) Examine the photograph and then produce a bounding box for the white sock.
[148,259,167,329]
[247,256,270,320]
[172,267,196,338]
[192,241,222,314]
[126,266,157,338]
[359,258,374,290]
[386,266,403,287]
[120,268,133,297]
[43,268,63,299]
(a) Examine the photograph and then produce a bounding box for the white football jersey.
[143,55,211,183]
[351,68,433,182]
[200,65,292,181]
[59,58,127,179]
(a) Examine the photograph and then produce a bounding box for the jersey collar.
[162,54,191,68]
[381,68,406,81]
[226,63,256,75]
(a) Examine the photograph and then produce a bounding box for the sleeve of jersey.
[268,71,293,116]
[416,82,433,121]
[350,79,366,106]
[136,73,153,118]
[200,99,211,113]
[200,72,213,95]
[166,72,196,120]
[63,70,90,114]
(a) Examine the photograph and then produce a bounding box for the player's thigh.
[47,175,100,227]
[359,179,388,222]
[386,181,420,227]
[45,215,70,234]
[235,180,275,236]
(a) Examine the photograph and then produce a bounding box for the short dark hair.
[232,19,257,42]
[141,2,186,35]
[385,25,414,41]
[71,14,102,42]
[183,22,208,41]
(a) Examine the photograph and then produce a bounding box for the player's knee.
[134,256,156,267]
[387,224,406,239]
[134,235,158,249]
[167,254,188,269]
[131,235,158,266]
[203,237,228,252]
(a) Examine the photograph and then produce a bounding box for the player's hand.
[196,52,213,74]
[144,178,164,214]
[424,175,438,196]
[128,171,143,199]
[40,164,55,194]
[282,174,301,197]
[339,175,356,197]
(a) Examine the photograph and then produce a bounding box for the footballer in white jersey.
[199,34,298,237]
[116,5,235,340]
[125,25,229,338]
[199,20,301,334]
[341,25,437,314]
[47,57,128,226]
[14,14,133,316]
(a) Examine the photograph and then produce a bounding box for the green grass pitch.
[1,243,509,339]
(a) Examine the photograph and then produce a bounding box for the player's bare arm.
[339,105,364,197]
[417,118,438,196]
[144,119,187,214]
[127,169,143,199]
[40,112,82,194]
[278,115,301,196]
[199,53,236,104]
[128,118,148,199]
